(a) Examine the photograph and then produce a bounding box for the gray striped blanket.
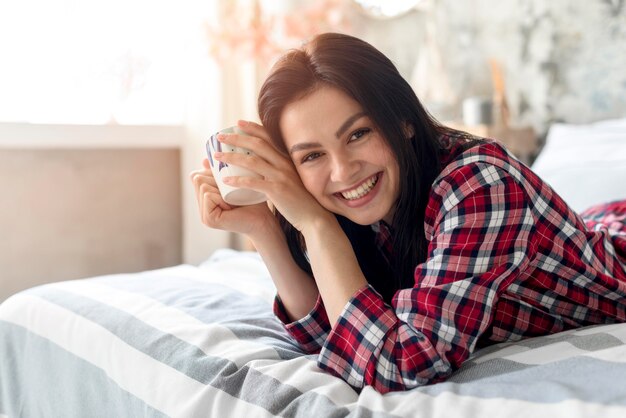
[1,249,625,417]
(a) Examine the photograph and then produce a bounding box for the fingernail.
[213,151,223,158]
[237,120,248,126]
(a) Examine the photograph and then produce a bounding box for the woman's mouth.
[336,173,381,201]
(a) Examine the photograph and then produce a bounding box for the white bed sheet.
[1,249,626,418]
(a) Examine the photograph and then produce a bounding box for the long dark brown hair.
[258,33,471,303]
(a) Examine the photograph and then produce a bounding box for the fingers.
[190,163,232,227]
[221,121,289,163]
[202,190,216,226]
[213,151,275,180]
[222,171,294,200]
[198,182,232,225]
[237,120,270,141]
[207,190,230,214]
[217,133,275,160]
[198,183,213,224]
[189,159,212,179]
[215,136,291,177]
[190,170,217,188]
[189,160,212,183]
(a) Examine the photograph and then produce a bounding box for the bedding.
[2,249,626,418]
[531,117,626,213]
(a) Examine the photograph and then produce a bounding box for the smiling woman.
[279,87,400,226]
[190,32,626,394]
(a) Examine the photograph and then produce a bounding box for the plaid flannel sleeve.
[273,293,331,353]
[317,162,536,393]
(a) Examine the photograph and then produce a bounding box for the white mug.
[462,97,493,126]
[206,126,267,206]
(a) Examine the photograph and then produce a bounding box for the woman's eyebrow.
[289,142,321,155]
[288,111,367,155]
[335,111,367,138]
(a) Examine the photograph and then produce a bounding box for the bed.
[1,119,626,418]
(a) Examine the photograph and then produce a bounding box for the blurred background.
[1,0,625,301]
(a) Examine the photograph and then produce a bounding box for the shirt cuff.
[318,284,397,389]
[273,293,331,353]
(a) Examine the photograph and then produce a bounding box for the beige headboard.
[0,147,182,302]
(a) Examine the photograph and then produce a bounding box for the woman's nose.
[329,152,359,183]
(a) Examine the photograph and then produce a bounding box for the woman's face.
[279,86,400,225]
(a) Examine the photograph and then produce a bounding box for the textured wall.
[356,0,626,135]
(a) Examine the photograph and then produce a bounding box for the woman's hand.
[189,158,276,240]
[191,122,325,322]
[214,120,334,232]
[214,121,368,326]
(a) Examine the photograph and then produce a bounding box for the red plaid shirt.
[274,140,626,393]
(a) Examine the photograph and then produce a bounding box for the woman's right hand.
[192,158,320,321]
[189,158,277,240]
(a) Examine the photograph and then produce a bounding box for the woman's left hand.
[221,122,368,328]
[214,120,333,232]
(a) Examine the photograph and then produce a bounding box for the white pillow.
[531,118,626,213]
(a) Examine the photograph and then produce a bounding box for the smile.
[337,173,380,200]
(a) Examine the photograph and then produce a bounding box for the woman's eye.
[302,152,322,163]
[349,128,371,142]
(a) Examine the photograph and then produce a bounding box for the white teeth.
[340,174,379,200]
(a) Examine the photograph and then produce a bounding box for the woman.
[190,33,626,393]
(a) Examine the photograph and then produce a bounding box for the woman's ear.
[402,122,415,138]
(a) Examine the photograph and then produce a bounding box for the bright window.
[0,0,214,125]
